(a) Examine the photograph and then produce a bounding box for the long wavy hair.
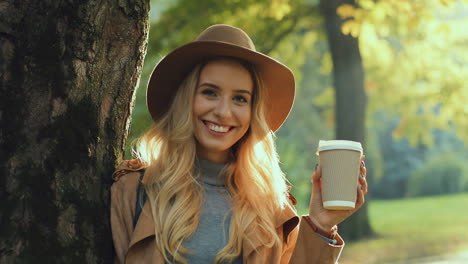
[135,57,289,264]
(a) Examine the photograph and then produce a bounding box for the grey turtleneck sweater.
[181,158,242,264]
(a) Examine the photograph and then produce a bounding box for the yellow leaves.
[360,0,375,9]
[359,23,393,67]
[342,20,361,37]
[370,4,387,21]
[337,4,356,19]
[396,1,412,13]
[336,3,365,37]
[268,0,291,20]
[436,23,451,35]
[219,0,293,26]
[439,0,457,6]
[406,17,421,32]
[354,0,468,144]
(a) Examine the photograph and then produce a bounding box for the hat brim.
[147,40,295,132]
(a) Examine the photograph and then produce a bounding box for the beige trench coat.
[111,160,344,264]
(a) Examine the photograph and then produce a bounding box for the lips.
[203,121,233,133]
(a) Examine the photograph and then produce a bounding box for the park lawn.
[339,193,468,264]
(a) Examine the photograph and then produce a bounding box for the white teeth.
[207,123,229,133]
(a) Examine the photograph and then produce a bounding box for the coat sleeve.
[284,216,344,264]
[110,161,144,264]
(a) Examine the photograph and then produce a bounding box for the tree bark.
[319,0,374,241]
[1,0,149,262]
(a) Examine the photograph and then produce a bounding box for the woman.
[111,24,368,264]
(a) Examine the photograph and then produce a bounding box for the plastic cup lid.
[316,140,363,154]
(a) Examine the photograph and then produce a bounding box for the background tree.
[0,0,149,262]
[319,0,373,240]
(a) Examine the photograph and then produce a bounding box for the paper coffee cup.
[317,140,363,210]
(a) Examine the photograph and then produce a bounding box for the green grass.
[339,193,468,264]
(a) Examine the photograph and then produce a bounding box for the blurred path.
[409,250,468,264]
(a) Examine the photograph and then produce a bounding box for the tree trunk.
[0,0,149,262]
[319,0,374,241]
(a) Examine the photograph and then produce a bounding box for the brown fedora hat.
[146,24,295,132]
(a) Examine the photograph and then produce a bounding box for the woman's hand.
[308,157,368,231]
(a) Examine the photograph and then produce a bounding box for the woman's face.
[193,59,254,163]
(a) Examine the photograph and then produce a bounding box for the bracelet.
[304,216,338,240]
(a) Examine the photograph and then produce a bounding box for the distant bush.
[406,153,468,197]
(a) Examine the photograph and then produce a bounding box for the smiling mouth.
[203,121,233,133]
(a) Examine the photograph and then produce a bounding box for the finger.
[360,165,366,176]
[359,173,368,194]
[311,166,323,203]
[312,164,321,183]
[355,185,365,208]
[360,160,367,176]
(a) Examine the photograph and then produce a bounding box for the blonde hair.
[136,58,289,264]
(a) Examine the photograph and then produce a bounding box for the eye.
[233,95,248,103]
[201,89,217,97]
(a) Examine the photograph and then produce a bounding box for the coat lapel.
[128,200,155,249]
[242,200,299,262]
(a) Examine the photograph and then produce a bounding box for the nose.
[213,97,232,120]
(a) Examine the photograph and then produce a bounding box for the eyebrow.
[198,82,252,96]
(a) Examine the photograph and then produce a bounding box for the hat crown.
[195,24,256,51]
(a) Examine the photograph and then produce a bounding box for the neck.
[196,150,229,164]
